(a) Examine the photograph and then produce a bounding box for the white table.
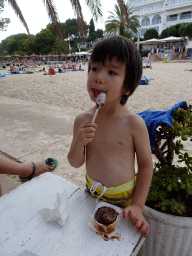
[0,173,145,256]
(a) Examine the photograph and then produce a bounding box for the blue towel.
[137,100,189,149]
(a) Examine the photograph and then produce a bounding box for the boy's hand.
[76,122,97,146]
[123,205,150,237]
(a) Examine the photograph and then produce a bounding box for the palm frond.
[105,22,118,35]
[7,0,32,40]
[42,0,65,41]
[69,0,87,36]
[85,0,102,21]
[105,1,140,36]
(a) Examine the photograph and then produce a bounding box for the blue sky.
[0,0,118,42]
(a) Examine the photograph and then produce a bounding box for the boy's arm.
[132,116,153,210]
[68,115,97,168]
[124,115,153,236]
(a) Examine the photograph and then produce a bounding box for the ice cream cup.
[93,208,118,235]
[93,217,118,235]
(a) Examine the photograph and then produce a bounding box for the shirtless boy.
[68,36,153,236]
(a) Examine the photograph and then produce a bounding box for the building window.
[179,0,192,3]
[159,3,164,9]
[152,14,161,25]
[140,28,147,36]
[180,11,191,20]
[167,14,177,22]
[142,17,150,26]
[151,26,159,32]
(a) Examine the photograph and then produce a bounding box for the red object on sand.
[49,68,56,75]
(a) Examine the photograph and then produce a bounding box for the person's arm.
[123,115,153,236]
[67,115,97,168]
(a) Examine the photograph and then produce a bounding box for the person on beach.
[146,50,152,68]
[68,36,153,237]
[0,155,57,197]
[48,65,56,75]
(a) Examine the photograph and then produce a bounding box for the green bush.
[139,49,148,57]
[146,104,192,216]
[160,22,192,39]
[143,29,158,40]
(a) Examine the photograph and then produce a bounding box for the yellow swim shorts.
[85,174,136,209]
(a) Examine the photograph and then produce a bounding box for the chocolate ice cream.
[94,206,119,225]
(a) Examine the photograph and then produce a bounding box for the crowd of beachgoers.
[0,56,88,76]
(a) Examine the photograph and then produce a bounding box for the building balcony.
[130,0,164,8]
[163,1,192,10]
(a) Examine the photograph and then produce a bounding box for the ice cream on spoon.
[92,90,106,122]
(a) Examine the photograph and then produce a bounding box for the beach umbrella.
[160,36,185,43]
[12,54,20,57]
[159,36,186,48]
[31,53,37,57]
[140,38,165,51]
[140,38,165,45]
[79,51,89,55]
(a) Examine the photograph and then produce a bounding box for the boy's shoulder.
[124,110,146,129]
[75,108,95,124]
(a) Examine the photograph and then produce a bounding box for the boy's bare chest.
[91,119,132,150]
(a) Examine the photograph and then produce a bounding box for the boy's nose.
[96,71,105,84]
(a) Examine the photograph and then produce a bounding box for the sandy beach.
[0,61,192,189]
[1,62,192,111]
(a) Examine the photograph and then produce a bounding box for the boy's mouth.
[91,88,105,97]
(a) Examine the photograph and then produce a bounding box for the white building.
[128,0,192,37]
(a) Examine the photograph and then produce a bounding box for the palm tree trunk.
[117,0,130,25]
[119,24,124,36]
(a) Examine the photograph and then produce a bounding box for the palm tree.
[6,0,130,40]
[105,2,140,38]
[6,0,103,42]
[6,0,104,40]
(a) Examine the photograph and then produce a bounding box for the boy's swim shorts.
[85,174,136,209]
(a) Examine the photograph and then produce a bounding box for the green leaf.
[182,135,188,141]
[186,184,192,194]
[161,205,166,211]
[180,183,186,189]
[162,199,170,205]
[167,184,172,191]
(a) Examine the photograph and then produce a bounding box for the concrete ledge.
[0,174,21,196]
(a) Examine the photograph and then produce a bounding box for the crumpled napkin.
[39,189,68,227]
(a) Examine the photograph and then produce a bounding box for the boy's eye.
[109,70,116,75]
[91,67,98,72]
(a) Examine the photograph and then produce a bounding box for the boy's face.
[87,57,128,104]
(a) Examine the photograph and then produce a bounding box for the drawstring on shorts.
[90,182,107,203]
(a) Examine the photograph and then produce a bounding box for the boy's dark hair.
[88,36,142,105]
